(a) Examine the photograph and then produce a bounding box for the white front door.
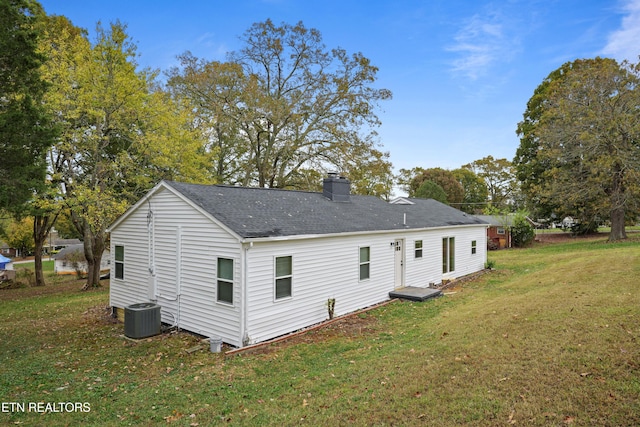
[394,239,404,289]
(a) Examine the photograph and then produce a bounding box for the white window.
[415,240,423,258]
[217,258,233,304]
[359,247,370,281]
[275,256,292,299]
[442,237,455,273]
[471,240,477,255]
[115,245,124,279]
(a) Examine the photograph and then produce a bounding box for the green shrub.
[511,212,535,247]
[14,268,35,287]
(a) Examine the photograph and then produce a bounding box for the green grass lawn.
[0,237,638,426]
[13,259,55,272]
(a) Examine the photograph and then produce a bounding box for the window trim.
[114,245,124,280]
[442,237,455,274]
[414,240,423,259]
[359,246,370,281]
[471,240,477,255]
[216,257,234,305]
[274,255,293,301]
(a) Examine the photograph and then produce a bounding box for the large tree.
[452,168,488,213]
[414,180,448,204]
[463,156,516,210]
[48,21,212,288]
[515,58,640,241]
[0,216,34,256]
[408,167,464,205]
[167,19,392,192]
[0,0,55,210]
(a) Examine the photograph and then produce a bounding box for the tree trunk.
[609,205,627,242]
[33,239,45,287]
[608,165,627,242]
[81,226,105,290]
[33,214,58,287]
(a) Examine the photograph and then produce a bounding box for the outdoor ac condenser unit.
[124,303,161,339]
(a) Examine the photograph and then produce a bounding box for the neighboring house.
[1,240,18,258]
[53,244,110,275]
[43,227,83,255]
[475,215,514,249]
[108,176,489,348]
[51,238,83,251]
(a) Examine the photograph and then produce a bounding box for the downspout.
[147,205,157,301]
[240,241,252,347]
[176,226,182,330]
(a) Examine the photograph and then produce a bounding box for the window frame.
[274,255,293,301]
[114,245,124,280]
[359,246,370,281]
[442,237,455,274]
[216,257,234,305]
[471,240,477,255]
[414,240,423,259]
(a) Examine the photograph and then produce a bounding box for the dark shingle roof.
[474,215,515,227]
[164,181,487,239]
[53,244,84,260]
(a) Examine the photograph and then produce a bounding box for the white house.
[107,175,488,347]
[53,244,110,275]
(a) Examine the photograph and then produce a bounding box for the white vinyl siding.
[243,228,485,345]
[109,187,243,347]
[244,235,394,345]
[405,226,487,285]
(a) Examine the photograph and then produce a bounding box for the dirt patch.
[83,304,119,325]
[534,231,609,243]
[234,311,380,356]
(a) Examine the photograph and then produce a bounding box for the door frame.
[394,238,405,289]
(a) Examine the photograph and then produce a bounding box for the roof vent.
[323,172,351,202]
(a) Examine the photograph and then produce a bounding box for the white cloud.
[447,10,519,80]
[602,0,640,62]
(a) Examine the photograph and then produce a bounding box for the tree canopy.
[0,0,55,210]
[167,19,393,197]
[452,168,489,213]
[463,156,516,210]
[414,180,448,204]
[408,167,464,204]
[515,57,640,241]
[42,18,212,287]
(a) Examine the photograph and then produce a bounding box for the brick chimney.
[322,172,351,202]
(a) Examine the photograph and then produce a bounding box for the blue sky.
[39,0,640,176]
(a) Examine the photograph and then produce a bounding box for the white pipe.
[240,242,250,346]
[176,226,182,331]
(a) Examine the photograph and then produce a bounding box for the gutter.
[239,223,488,244]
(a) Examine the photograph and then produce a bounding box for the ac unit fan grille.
[124,303,161,339]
